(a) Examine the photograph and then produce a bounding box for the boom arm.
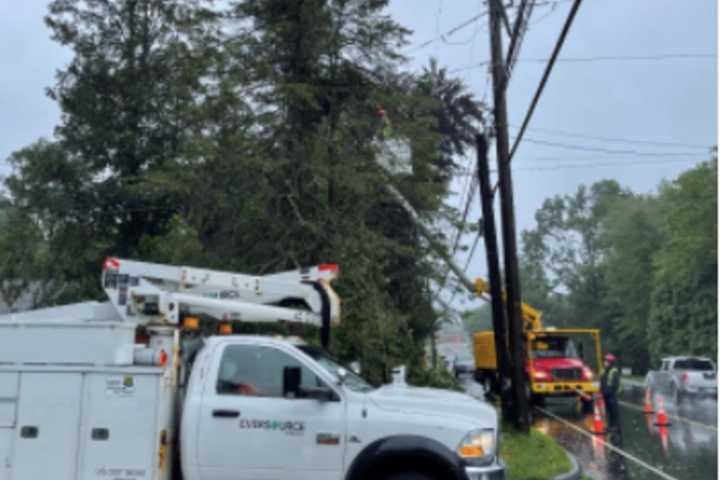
[101,258,341,332]
[474,278,543,331]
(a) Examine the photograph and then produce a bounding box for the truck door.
[197,343,345,480]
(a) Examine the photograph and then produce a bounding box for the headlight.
[533,369,550,380]
[582,367,594,380]
[457,428,496,466]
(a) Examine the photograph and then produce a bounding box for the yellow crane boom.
[474,278,543,331]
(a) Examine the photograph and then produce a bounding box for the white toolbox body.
[0,365,173,480]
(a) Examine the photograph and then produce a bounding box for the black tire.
[581,397,594,414]
[383,472,435,480]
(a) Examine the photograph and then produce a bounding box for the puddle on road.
[534,386,717,480]
[461,376,717,479]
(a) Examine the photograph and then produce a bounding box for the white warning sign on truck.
[106,375,135,397]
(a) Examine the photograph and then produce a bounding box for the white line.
[536,406,681,480]
[619,400,718,432]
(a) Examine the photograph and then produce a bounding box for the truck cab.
[526,334,597,404]
[182,336,504,480]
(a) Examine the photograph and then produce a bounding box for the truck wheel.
[384,472,434,480]
[581,397,594,414]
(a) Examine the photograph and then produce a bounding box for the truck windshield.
[298,346,375,392]
[530,337,578,359]
[674,359,715,371]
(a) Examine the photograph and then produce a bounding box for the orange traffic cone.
[654,394,672,427]
[659,425,670,456]
[643,389,655,414]
[591,401,606,435]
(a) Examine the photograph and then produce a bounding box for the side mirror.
[336,367,349,385]
[283,366,302,398]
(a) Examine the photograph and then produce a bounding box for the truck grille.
[552,368,582,380]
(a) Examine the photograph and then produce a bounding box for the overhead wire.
[517,138,710,157]
[449,53,716,74]
[508,125,713,149]
[406,9,489,53]
[509,157,706,171]
[507,0,584,163]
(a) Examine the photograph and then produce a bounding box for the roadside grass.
[501,424,572,480]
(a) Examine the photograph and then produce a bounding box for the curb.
[552,447,583,480]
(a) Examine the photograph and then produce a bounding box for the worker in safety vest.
[601,353,622,434]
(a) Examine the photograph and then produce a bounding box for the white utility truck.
[0,258,504,480]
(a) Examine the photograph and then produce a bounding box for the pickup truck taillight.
[682,372,689,385]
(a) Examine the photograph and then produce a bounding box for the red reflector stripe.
[318,264,339,272]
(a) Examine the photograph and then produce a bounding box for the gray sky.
[0,1,716,311]
[385,0,717,309]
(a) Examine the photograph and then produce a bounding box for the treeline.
[519,160,717,373]
[0,1,484,384]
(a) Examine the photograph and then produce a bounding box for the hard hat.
[604,353,617,363]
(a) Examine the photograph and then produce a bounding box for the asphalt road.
[462,377,717,480]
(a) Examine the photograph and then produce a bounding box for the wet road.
[463,377,718,479]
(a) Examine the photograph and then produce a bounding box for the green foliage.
[2,1,486,384]
[648,159,717,364]
[501,426,572,480]
[520,159,717,373]
[601,195,662,372]
[407,366,463,392]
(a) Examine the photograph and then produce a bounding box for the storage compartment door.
[78,373,160,480]
[0,429,12,480]
[13,373,83,480]
[0,373,18,428]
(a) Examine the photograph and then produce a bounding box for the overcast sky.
[0,1,716,312]
[385,0,717,310]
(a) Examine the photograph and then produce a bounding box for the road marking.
[619,400,718,432]
[536,406,681,480]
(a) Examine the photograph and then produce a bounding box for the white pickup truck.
[646,356,718,402]
[0,258,505,480]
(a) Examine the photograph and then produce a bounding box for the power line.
[456,155,708,174]
[449,53,716,73]
[462,230,482,272]
[505,0,534,83]
[508,125,713,149]
[508,0,583,162]
[510,157,704,171]
[518,137,710,157]
[407,10,488,53]
[520,53,716,63]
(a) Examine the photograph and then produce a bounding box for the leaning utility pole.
[475,134,511,403]
[487,0,531,431]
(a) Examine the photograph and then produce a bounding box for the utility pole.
[487,0,531,431]
[475,134,511,404]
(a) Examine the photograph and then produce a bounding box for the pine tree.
[6,0,220,303]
